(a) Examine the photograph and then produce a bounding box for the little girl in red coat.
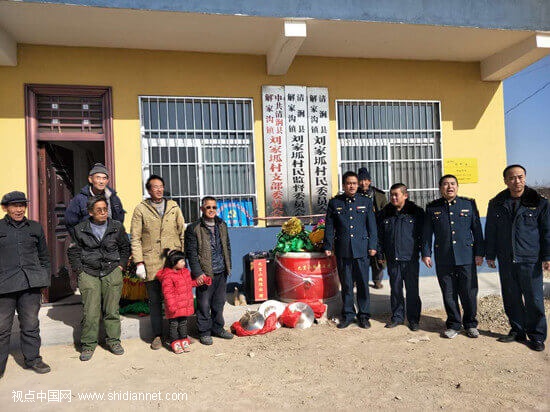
[156,250,211,354]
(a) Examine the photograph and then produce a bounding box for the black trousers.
[336,256,370,322]
[168,317,188,343]
[370,256,385,283]
[499,260,546,342]
[436,264,478,330]
[145,280,163,338]
[387,260,421,324]
[195,274,227,337]
[0,288,43,375]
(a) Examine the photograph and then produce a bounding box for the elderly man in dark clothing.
[357,167,388,289]
[68,195,130,361]
[0,191,51,378]
[65,163,125,239]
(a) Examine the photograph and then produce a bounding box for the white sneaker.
[466,328,479,338]
[443,329,458,339]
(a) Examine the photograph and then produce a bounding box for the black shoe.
[26,360,51,374]
[530,341,545,352]
[358,319,371,329]
[497,331,526,343]
[408,322,420,331]
[200,335,213,345]
[212,329,234,339]
[385,321,403,329]
[337,319,353,329]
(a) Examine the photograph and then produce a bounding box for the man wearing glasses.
[68,195,130,361]
[185,196,234,345]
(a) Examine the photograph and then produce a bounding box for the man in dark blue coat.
[323,171,378,329]
[377,183,425,331]
[486,165,549,352]
[0,191,51,378]
[423,175,484,339]
[65,163,125,239]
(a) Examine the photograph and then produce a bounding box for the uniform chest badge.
[433,211,441,215]
[356,206,366,209]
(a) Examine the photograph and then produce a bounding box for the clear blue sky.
[504,55,550,186]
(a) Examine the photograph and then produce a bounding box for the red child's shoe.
[180,338,191,353]
[171,340,184,354]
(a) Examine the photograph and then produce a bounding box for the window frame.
[335,99,444,204]
[138,95,257,226]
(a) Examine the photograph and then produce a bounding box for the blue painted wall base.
[228,217,497,287]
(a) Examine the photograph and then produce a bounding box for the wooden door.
[38,144,75,302]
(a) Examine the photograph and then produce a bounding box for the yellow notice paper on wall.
[444,158,478,183]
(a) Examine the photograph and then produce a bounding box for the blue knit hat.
[357,168,371,181]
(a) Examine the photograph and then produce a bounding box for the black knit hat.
[89,163,109,177]
[357,168,371,181]
[1,191,28,205]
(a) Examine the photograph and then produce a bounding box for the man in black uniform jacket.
[323,171,378,329]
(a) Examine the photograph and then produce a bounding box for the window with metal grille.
[37,95,104,137]
[336,100,442,207]
[139,96,257,226]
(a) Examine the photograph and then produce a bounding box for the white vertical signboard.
[262,86,288,219]
[285,86,311,216]
[307,87,331,215]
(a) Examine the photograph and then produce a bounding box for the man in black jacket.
[68,195,130,361]
[486,165,549,351]
[377,184,425,331]
[0,191,51,378]
[185,196,233,345]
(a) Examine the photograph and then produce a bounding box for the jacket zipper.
[510,204,519,263]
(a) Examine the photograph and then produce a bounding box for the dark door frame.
[24,84,115,220]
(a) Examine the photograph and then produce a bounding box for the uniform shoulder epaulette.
[458,196,475,202]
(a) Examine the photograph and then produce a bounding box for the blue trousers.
[436,264,478,330]
[387,260,421,324]
[498,261,546,342]
[0,288,43,375]
[336,256,370,322]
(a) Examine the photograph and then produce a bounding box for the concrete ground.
[9,272,511,349]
